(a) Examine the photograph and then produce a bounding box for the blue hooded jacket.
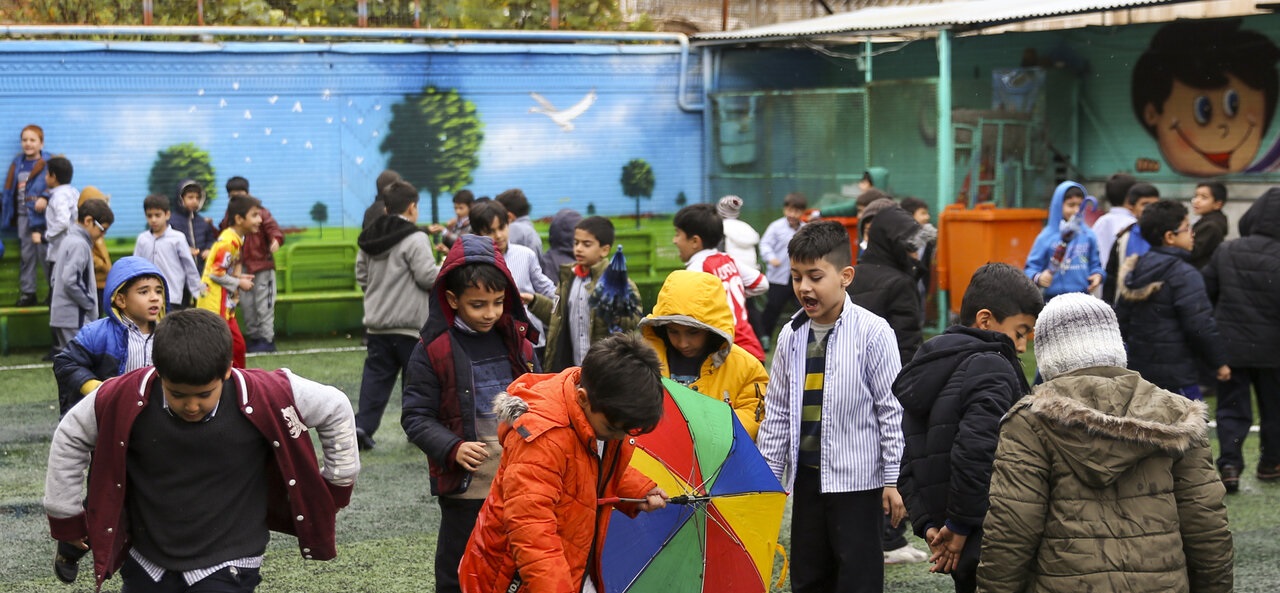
[1024,181,1104,297]
[2,149,52,229]
[52,256,169,415]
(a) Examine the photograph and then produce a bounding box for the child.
[755,220,906,593]
[639,269,768,438]
[849,205,928,365]
[1116,199,1230,399]
[429,189,475,253]
[77,186,113,308]
[899,196,938,306]
[673,203,768,361]
[979,293,1232,593]
[134,194,204,311]
[495,188,543,258]
[1190,181,1229,269]
[401,233,539,593]
[469,200,555,356]
[196,195,261,369]
[718,194,761,272]
[221,177,286,353]
[362,168,401,230]
[534,216,642,372]
[44,308,360,589]
[457,333,667,593]
[540,208,583,287]
[354,179,440,451]
[170,179,217,275]
[756,192,806,347]
[43,155,79,275]
[50,199,111,353]
[1202,188,1280,491]
[4,124,52,306]
[1024,181,1104,298]
[1102,183,1162,302]
[1090,172,1138,270]
[893,263,1043,591]
[53,257,166,416]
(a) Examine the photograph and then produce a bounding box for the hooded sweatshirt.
[640,269,768,438]
[169,179,217,262]
[849,205,925,364]
[541,208,584,286]
[2,148,51,229]
[1203,188,1280,368]
[50,225,96,329]
[355,214,439,337]
[1024,181,1104,297]
[979,367,1232,593]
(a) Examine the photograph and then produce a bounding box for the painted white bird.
[529,89,597,132]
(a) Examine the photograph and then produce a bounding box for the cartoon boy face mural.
[1132,19,1280,177]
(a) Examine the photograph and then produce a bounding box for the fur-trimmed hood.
[1015,366,1208,488]
[1117,246,1190,303]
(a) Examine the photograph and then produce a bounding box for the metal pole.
[197,0,205,27]
[358,0,368,27]
[143,0,153,26]
[863,38,872,173]
[936,28,954,331]
[551,0,560,30]
[722,0,729,31]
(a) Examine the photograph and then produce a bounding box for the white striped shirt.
[756,294,904,493]
[121,317,154,373]
[129,547,263,586]
[502,243,556,348]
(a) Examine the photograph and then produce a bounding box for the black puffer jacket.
[893,326,1030,537]
[1203,188,1280,368]
[849,206,924,365]
[1116,245,1227,390]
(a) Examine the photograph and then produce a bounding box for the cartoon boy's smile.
[1170,114,1256,169]
[1144,76,1266,176]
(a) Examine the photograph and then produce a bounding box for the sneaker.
[355,428,376,451]
[260,341,277,353]
[1258,463,1280,482]
[1220,465,1240,493]
[883,543,929,564]
[53,541,87,584]
[15,293,37,307]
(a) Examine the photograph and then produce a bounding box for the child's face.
[1132,196,1160,218]
[912,207,931,226]
[454,202,470,220]
[1061,196,1083,220]
[113,277,165,324]
[672,228,702,263]
[20,129,41,158]
[1144,75,1267,176]
[44,171,58,187]
[783,206,805,227]
[1168,216,1195,251]
[235,206,263,235]
[480,218,510,253]
[790,256,853,325]
[145,208,171,234]
[85,218,109,241]
[575,387,640,441]
[1192,186,1223,215]
[665,323,711,359]
[181,191,201,213]
[445,283,505,334]
[161,371,230,423]
[977,310,1036,354]
[573,229,610,267]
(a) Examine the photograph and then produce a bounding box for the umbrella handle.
[597,497,646,505]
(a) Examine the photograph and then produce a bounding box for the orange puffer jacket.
[459,368,656,593]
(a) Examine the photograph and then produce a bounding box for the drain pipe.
[0,25,704,112]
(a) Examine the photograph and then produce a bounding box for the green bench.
[274,241,364,336]
[0,305,50,355]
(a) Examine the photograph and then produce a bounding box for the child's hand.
[636,487,667,512]
[1217,365,1232,382]
[1087,273,1103,291]
[928,526,966,574]
[1036,271,1054,288]
[882,486,906,527]
[454,441,490,472]
[924,527,945,560]
[427,223,445,234]
[521,292,534,305]
[238,276,254,291]
[270,239,280,254]
[31,232,41,245]
[34,197,47,213]
[769,258,782,268]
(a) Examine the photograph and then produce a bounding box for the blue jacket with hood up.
[1024,181,1104,298]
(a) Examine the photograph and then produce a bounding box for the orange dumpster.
[937,203,1046,315]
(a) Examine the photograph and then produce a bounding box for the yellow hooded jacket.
[640,270,769,439]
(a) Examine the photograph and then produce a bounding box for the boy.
[1090,173,1137,268]
[457,333,667,593]
[1190,181,1229,269]
[1024,181,1104,298]
[849,205,928,365]
[495,188,543,258]
[44,308,360,590]
[401,234,539,593]
[673,203,768,361]
[893,263,1043,592]
[1203,187,1280,491]
[77,187,113,308]
[639,269,769,438]
[1116,199,1230,399]
[134,194,204,311]
[50,199,111,353]
[469,200,555,356]
[756,220,907,593]
[1101,183,1162,302]
[197,196,261,370]
[53,257,167,416]
[362,169,401,230]
[429,189,475,253]
[354,179,440,451]
[43,155,79,274]
[170,179,217,275]
[718,194,761,272]
[756,192,806,347]
[535,216,642,372]
[222,177,286,353]
[5,124,51,306]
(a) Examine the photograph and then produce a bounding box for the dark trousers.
[790,466,885,593]
[881,519,907,551]
[436,496,485,593]
[119,556,261,593]
[1217,367,1280,470]
[757,283,799,341]
[950,526,983,593]
[356,333,419,439]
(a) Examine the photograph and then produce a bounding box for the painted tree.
[148,142,217,212]
[675,191,688,207]
[620,158,655,229]
[380,86,484,223]
[310,201,329,238]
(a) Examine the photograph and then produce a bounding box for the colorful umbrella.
[589,245,641,333]
[600,378,787,593]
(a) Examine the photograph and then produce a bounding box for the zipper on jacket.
[581,440,620,593]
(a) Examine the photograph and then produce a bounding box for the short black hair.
[673,203,723,248]
[444,261,509,298]
[469,200,509,236]
[495,188,531,217]
[180,181,202,197]
[225,176,249,194]
[1104,173,1137,207]
[576,216,615,247]
[1197,181,1228,204]
[47,156,73,184]
[225,195,262,224]
[1063,186,1085,201]
[78,198,113,226]
[1125,182,1161,206]
[383,180,420,215]
[788,220,852,269]
[452,189,475,206]
[783,192,808,210]
[899,196,929,216]
[856,188,891,211]
[1139,199,1188,245]
[153,309,232,385]
[118,273,166,300]
[580,334,664,435]
[959,263,1044,326]
[142,194,170,213]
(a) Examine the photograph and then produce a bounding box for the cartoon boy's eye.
[1193,96,1212,125]
[1223,89,1239,118]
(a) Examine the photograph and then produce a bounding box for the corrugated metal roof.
[692,0,1195,43]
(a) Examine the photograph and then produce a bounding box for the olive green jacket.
[978,367,1232,593]
[529,258,641,373]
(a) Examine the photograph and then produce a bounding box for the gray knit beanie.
[1034,293,1127,381]
[717,195,743,219]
